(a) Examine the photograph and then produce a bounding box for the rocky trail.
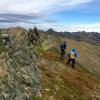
[38,51,100,100]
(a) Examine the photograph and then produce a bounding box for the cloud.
[0,0,95,32]
[1,21,100,32]
[0,13,42,23]
[0,0,93,14]
[35,23,100,32]
[0,13,57,27]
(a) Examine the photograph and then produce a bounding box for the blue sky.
[0,0,100,32]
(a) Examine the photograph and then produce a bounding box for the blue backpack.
[60,44,64,50]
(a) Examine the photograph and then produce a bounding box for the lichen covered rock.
[0,34,42,100]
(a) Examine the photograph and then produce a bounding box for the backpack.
[70,51,75,59]
[60,44,64,50]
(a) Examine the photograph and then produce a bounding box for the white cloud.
[1,21,100,32]
[0,0,92,14]
[0,0,98,32]
[35,23,100,32]
[67,23,100,32]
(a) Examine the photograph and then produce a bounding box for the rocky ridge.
[0,31,42,100]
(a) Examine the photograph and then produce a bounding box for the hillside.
[37,32,100,100]
[46,29,100,45]
[40,32,100,78]
[0,28,42,100]
[0,27,100,100]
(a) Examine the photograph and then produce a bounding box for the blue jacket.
[60,44,64,50]
[67,48,78,58]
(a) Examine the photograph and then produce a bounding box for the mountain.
[46,29,100,45]
[39,32,100,100]
[0,27,100,100]
[0,27,42,100]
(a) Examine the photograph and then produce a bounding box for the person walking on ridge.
[60,41,67,60]
[67,48,78,69]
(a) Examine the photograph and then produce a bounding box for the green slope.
[33,33,100,100]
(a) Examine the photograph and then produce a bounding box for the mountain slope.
[39,51,100,100]
[34,33,100,100]
[40,33,100,79]
[66,38,100,78]
[0,29,42,100]
[46,29,100,45]
[0,27,100,100]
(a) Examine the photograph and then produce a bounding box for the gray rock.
[0,36,42,100]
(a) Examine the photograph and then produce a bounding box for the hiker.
[60,41,67,60]
[67,48,78,69]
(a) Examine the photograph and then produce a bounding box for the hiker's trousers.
[68,58,75,69]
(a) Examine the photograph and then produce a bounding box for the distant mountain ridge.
[0,27,100,45]
[46,28,100,45]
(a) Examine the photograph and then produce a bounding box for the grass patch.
[33,44,45,55]
[41,63,86,100]
[76,61,92,74]
[29,95,43,100]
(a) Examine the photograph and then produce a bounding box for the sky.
[0,0,100,32]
